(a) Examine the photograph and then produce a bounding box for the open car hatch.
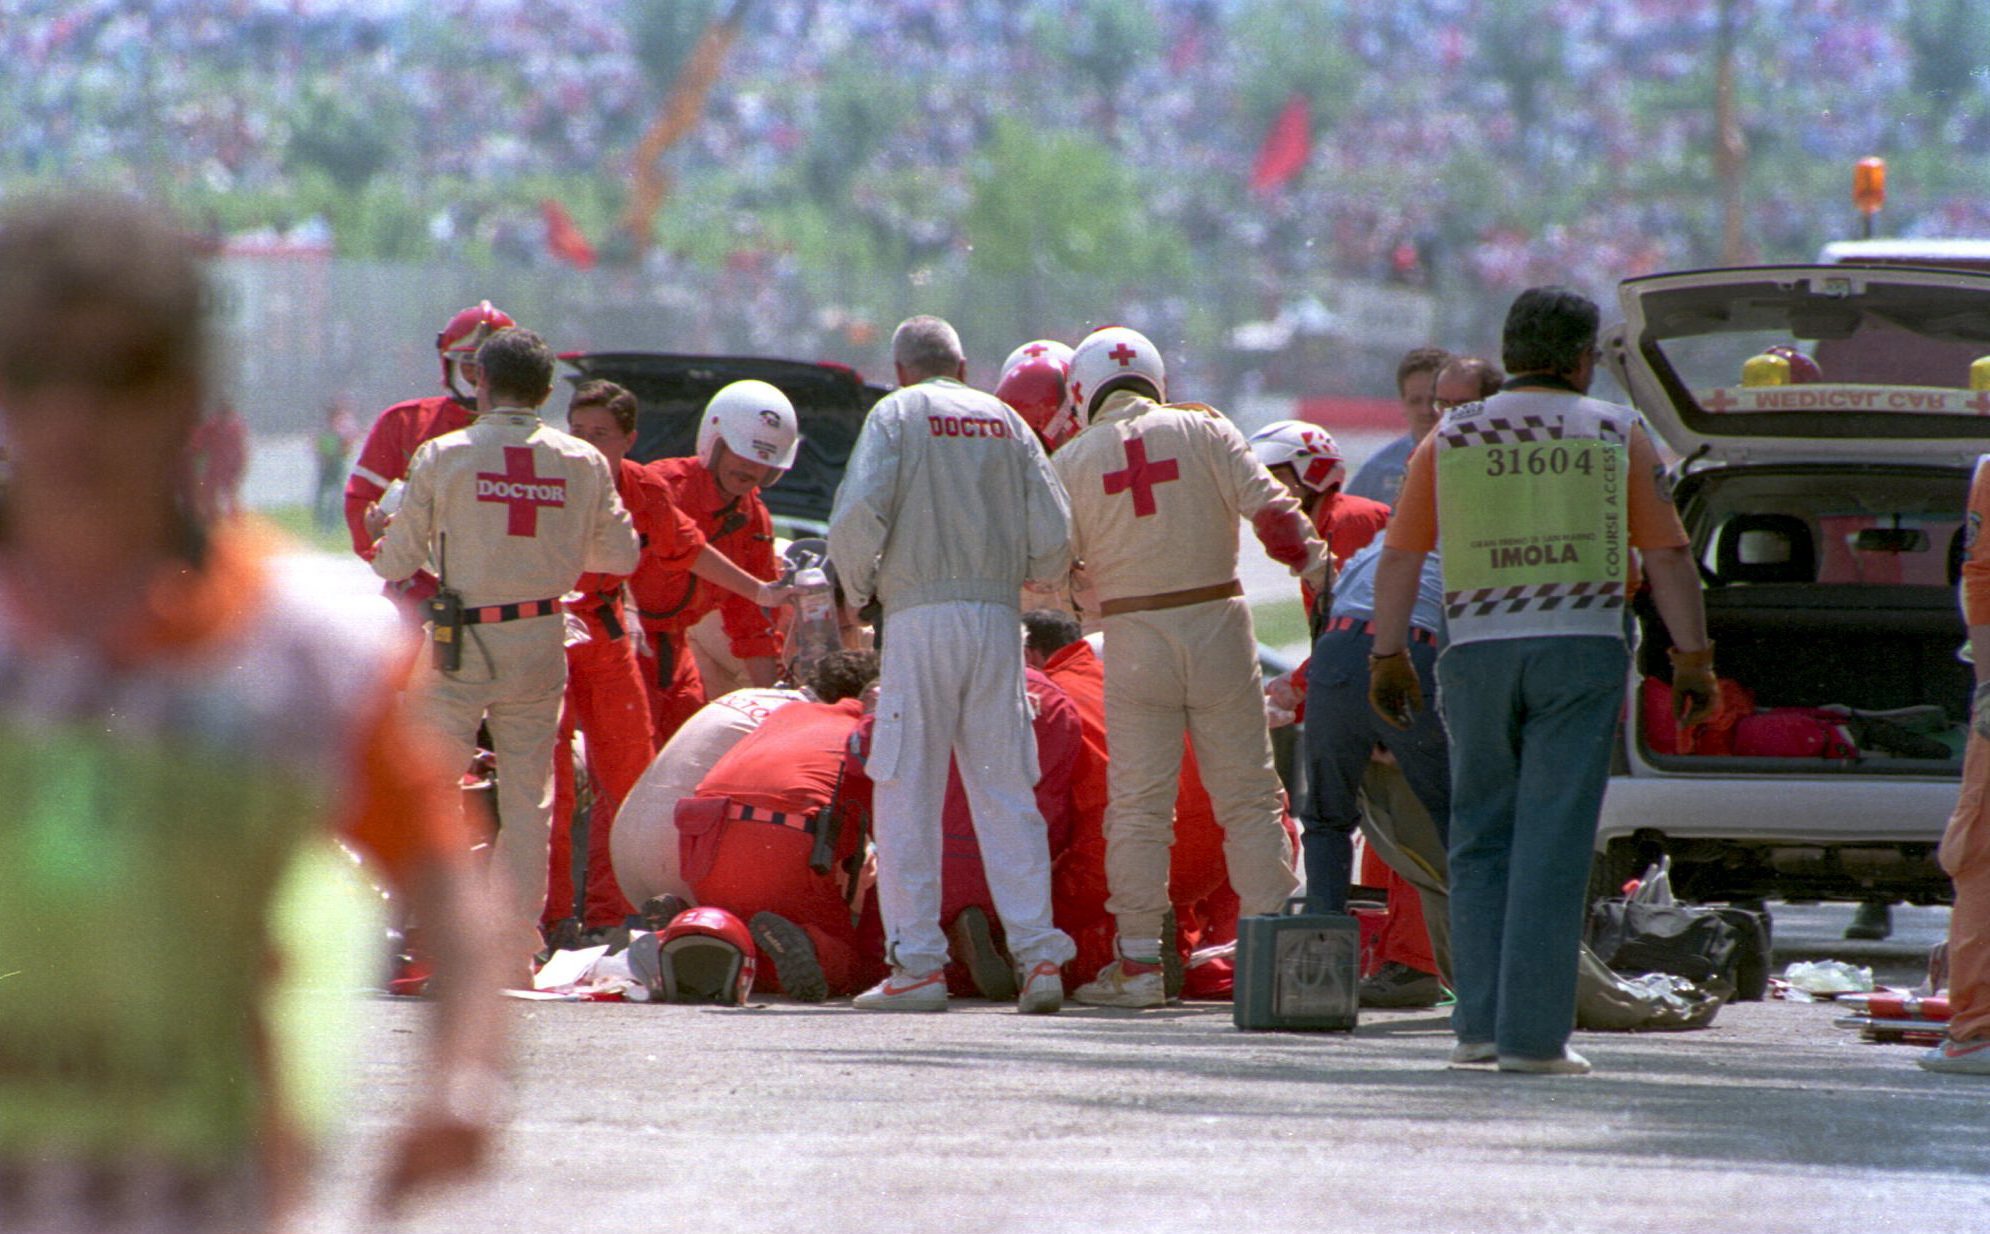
[1607,264,1990,468]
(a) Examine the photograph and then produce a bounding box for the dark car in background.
[557,349,1309,795]
[561,351,891,535]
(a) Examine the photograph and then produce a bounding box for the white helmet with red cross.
[698,379,799,471]
[1249,419,1346,493]
[1068,326,1166,423]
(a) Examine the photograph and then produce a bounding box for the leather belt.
[1098,579,1242,618]
[1328,615,1436,646]
[463,597,562,624]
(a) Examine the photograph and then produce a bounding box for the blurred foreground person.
[0,194,506,1231]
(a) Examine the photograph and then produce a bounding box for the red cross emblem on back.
[1109,343,1138,367]
[476,445,567,536]
[1704,388,1737,413]
[1102,434,1180,518]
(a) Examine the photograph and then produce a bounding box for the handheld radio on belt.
[807,729,860,876]
[426,531,466,673]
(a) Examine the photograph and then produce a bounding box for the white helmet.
[698,379,798,471]
[1249,420,1345,493]
[1068,326,1166,422]
[1001,338,1075,380]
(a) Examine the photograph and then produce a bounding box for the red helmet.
[1766,345,1823,384]
[653,906,757,1005]
[435,300,515,395]
[996,356,1073,447]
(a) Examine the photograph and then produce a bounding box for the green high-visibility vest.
[1433,391,1631,645]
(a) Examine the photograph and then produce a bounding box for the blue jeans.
[1300,628,1450,912]
[1437,635,1627,1060]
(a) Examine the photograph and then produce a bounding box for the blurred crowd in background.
[6,0,1988,407]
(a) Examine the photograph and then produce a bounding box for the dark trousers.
[1300,627,1450,912]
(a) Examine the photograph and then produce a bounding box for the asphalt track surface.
[301,904,1989,1234]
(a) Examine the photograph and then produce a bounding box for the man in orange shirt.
[544,379,705,937]
[344,300,513,614]
[1369,286,1714,1075]
[638,380,795,748]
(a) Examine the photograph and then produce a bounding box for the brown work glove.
[1668,643,1718,729]
[1368,650,1423,730]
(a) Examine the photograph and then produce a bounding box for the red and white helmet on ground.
[1249,419,1346,493]
[435,300,515,392]
[1001,338,1074,379]
[1067,326,1166,423]
[698,379,799,471]
[654,906,757,1005]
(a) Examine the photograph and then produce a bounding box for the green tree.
[1229,0,1360,131]
[626,0,722,96]
[1904,0,1989,130]
[803,50,917,202]
[1478,0,1564,168]
[285,89,394,193]
[1035,0,1163,141]
[961,118,1188,344]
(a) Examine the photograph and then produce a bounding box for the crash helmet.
[435,300,515,395]
[1001,338,1075,379]
[996,355,1075,447]
[698,379,799,471]
[1766,345,1823,384]
[1067,326,1166,423]
[1248,419,1346,493]
[656,906,757,1005]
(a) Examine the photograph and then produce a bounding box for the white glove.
[1973,681,1990,741]
[1265,701,1297,730]
[754,581,792,610]
[1266,671,1301,713]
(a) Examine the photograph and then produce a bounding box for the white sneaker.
[1017,960,1064,1014]
[1072,957,1166,1008]
[1919,1036,1990,1074]
[853,967,948,1012]
[1497,1047,1591,1075]
[1447,1041,1497,1068]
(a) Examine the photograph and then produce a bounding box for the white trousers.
[411,615,567,966]
[869,601,1075,975]
[1101,598,1298,945]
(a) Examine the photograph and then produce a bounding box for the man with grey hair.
[828,314,1078,1013]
